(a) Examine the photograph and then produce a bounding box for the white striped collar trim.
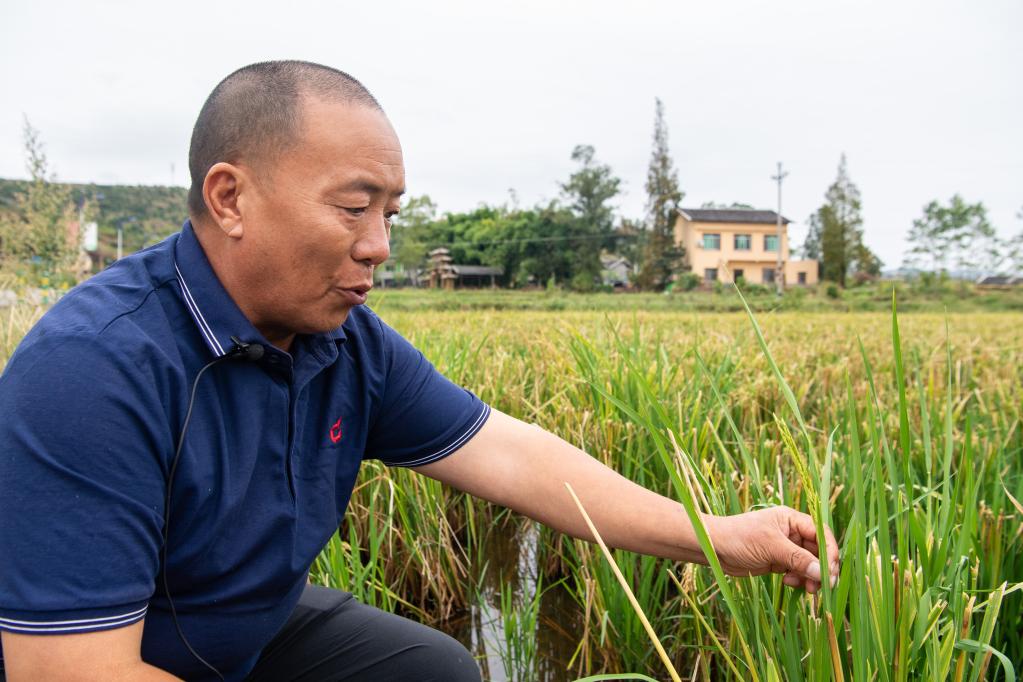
[0,604,148,633]
[174,262,226,357]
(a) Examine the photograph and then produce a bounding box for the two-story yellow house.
[674,208,818,286]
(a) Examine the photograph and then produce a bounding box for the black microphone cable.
[161,337,264,681]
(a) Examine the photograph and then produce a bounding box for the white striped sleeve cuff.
[382,403,492,468]
[0,604,148,634]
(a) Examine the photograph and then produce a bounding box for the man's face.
[235,96,404,343]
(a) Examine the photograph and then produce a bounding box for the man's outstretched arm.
[416,408,839,593]
[1,622,182,682]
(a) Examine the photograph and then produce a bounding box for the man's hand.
[705,507,840,593]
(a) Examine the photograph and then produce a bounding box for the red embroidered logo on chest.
[329,417,343,444]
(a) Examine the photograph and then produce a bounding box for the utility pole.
[771,162,788,296]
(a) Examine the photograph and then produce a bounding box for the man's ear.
[203,162,247,239]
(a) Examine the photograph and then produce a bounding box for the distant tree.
[0,118,78,279]
[904,195,998,274]
[503,202,577,287]
[855,243,883,278]
[802,213,822,261]
[389,195,437,285]
[402,201,583,288]
[803,154,881,286]
[559,144,622,290]
[1002,205,1023,274]
[635,98,684,291]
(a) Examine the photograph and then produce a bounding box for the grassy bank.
[367,283,1023,313]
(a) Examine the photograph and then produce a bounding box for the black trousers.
[245,583,482,682]
[0,585,481,682]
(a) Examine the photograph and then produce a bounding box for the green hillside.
[0,178,188,263]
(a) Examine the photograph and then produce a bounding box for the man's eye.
[341,206,367,217]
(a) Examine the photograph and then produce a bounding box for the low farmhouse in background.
[601,254,633,288]
[674,208,818,287]
[375,252,503,289]
[426,248,504,289]
[447,264,505,287]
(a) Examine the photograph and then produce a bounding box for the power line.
[426,232,640,249]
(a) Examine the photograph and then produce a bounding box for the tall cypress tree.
[803,154,881,286]
[635,98,684,291]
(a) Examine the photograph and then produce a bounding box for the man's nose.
[352,215,391,266]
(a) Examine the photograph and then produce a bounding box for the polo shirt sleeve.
[364,317,491,467]
[0,330,165,635]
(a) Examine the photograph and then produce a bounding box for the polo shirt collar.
[172,220,346,360]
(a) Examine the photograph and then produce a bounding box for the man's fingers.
[784,545,823,582]
[790,512,820,546]
[800,536,839,578]
[782,573,802,588]
[825,525,840,567]
[789,510,840,577]
[782,572,827,592]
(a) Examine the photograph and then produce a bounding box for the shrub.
[742,282,769,296]
[676,272,701,292]
[569,272,598,293]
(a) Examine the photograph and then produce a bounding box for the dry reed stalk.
[565,482,682,682]
[826,612,844,682]
[952,595,975,682]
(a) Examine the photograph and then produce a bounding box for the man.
[0,61,838,681]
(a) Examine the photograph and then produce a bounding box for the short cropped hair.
[187,60,382,217]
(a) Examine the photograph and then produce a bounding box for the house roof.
[600,255,632,268]
[976,275,1021,286]
[451,265,504,276]
[679,208,790,225]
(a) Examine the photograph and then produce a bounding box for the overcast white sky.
[2,0,1020,267]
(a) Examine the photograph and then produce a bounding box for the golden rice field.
[3,297,1022,681]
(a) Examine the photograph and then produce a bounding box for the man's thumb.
[786,547,822,581]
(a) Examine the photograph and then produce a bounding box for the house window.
[702,233,721,250]
[763,268,776,284]
[764,234,779,252]
[704,268,718,283]
[733,268,744,282]
[797,271,807,285]
[734,234,751,250]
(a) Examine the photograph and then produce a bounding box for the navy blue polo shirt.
[0,221,491,680]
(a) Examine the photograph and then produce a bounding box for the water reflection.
[439,520,585,681]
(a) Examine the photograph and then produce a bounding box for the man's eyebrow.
[335,179,405,198]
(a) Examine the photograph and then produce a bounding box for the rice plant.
[550,297,1021,680]
[6,292,1020,680]
[325,304,1023,679]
